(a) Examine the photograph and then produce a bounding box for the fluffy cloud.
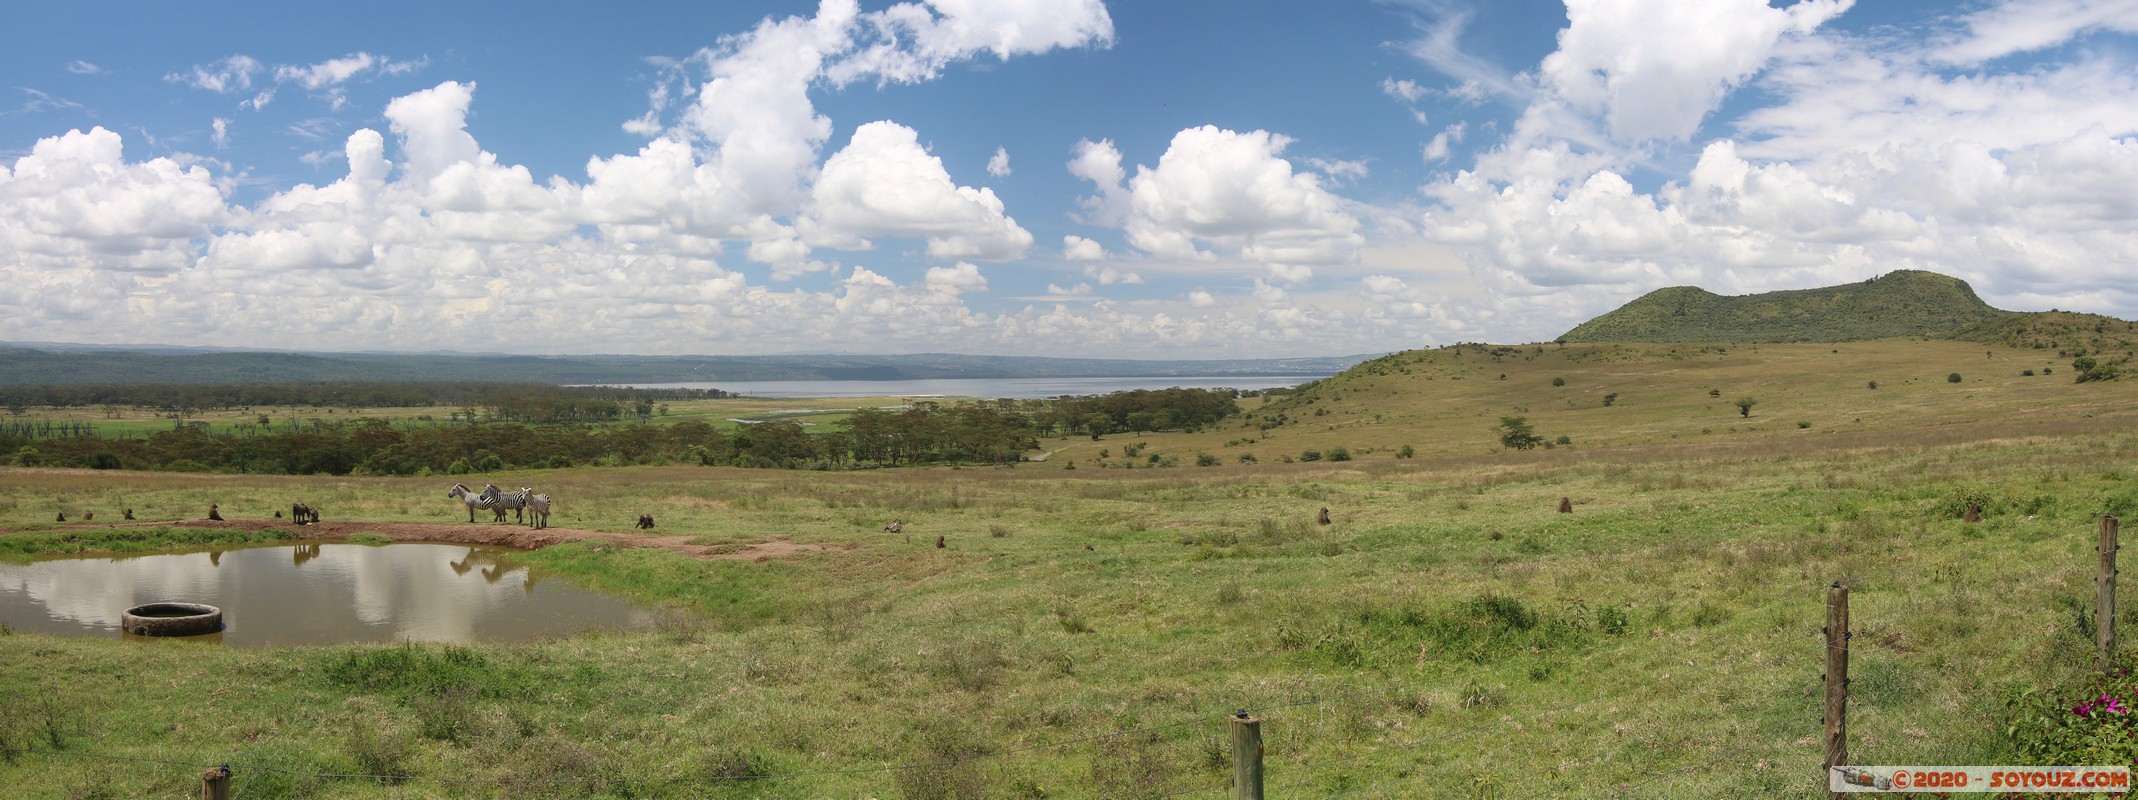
[807,120,1033,260]
[987,146,1010,177]
[925,261,988,294]
[1062,234,1106,261]
[1113,126,1362,267]
[1541,0,1849,143]
[0,127,229,273]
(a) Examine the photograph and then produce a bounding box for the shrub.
[1797,420,1812,429]
[2023,369,2036,376]
[1327,447,1351,462]
[1237,453,1257,464]
[1948,372,1963,383]
[1397,444,1414,458]
[1602,392,1617,407]
[1867,381,1878,390]
[88,451,121,470]
[1300,450,1324,462]
[1551,377,1566,387]
[476,453,503,472]
[445,458,473,475]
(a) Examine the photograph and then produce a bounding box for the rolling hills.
[1558,270,2133,350]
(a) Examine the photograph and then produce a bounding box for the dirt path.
[2,518,844,562]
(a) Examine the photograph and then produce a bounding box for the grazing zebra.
[448,483,506,523]
[486,485,531,524]
[522,489,552,530]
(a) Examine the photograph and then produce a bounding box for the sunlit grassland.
[2,341,2136,798]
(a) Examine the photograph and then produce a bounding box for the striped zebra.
[486,485,531,524]
[447,483,506,523]
[523,489,552,530]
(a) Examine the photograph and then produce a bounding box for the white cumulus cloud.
[807,120,1033,260]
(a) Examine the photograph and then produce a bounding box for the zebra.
[487,485,531,524]
[448,483,506,523]
[522,489,552,530]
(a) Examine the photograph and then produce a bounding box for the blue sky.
[3,0,2135,357]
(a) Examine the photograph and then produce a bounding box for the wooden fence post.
[2102,515,2121,674]
[201,765,231,800]
[1823,582,1849,799]
[1230,710,1263,800]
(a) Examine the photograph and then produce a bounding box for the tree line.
[0,381,730,418]
[3,388,1241,475]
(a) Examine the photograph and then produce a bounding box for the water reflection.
[0,542,657,647]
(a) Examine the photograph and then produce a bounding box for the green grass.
[2,341,2136,797]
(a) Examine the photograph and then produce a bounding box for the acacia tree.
[1735,397,1757,418]
[1497,416,1543,450]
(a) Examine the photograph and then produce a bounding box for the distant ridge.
[1561,270,2023,344]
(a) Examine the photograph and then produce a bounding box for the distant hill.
[0,348,1373,386]
[1559,270,2025,344]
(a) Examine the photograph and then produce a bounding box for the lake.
[617,375,1327,399]
[0,542,659,646]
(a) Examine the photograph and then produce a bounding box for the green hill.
[1560,270,2012,343]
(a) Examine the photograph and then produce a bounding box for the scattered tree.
[1497,416,1543,451]
[1947,372,1963,383]
[1551,377,1566,387]
[1602,392,1618,407]
[1735,398,1757,418]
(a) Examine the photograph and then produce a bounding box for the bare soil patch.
[3,518,843,562]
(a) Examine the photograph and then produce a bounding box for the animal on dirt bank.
[208,503,222,521]
[1318,506,1331,525]
[55,512,65,522]
[523,490,552,530]
[448,483,506,523]
[291,503,313,525]
[83,511,92,521]
[636,514,656,529]
[123,508,134,520]
[485,485,530,524]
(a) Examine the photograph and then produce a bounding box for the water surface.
[0,542,657,646]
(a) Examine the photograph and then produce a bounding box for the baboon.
[208,503,222,521]
[1084,543,1094,551]
[291,503,312,525]
[1965,503,1982,523]
[83,511,92,521]
[275,511,283,518]
[1317,507,1332,525]
[936,535,946,549]
[123,508,134,520]
[884,521,903,533]
[1558,497,1573,513]
[636,514,656,529]
[56,512,66,522]
[309,507,320,524]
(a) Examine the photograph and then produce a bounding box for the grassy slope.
[2,341,2136,798]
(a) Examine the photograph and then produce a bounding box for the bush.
[445,458,473,475]
[1948,372,1963,383]
[2023,369,2036,376]
[1397,444,1414,458]
[1327,447,1351,462]
[1299,450,1323,462]
[2004,672,2138,768]
[1551,377,1566,387]
[1195,453,1220,467]
[1868,381,1878,390]
[1797,420,1811,429]
[88,451,121,470]
[1237,453,1257,464]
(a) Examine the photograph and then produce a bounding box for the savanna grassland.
[2,339,2136,799]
